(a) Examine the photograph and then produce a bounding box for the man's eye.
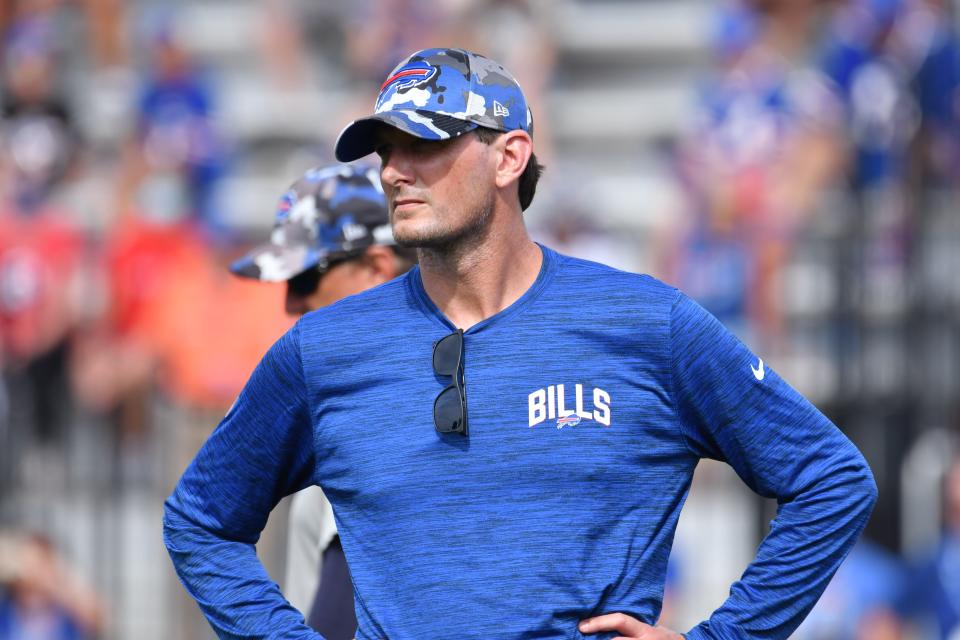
[375,145,391,161]
[411,139,448,155]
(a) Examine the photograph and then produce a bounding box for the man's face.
[285,256,380,316]
[374,127,498,250]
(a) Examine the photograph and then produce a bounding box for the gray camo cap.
[230,164,392,282]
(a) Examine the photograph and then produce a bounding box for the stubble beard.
[392,191,496,258]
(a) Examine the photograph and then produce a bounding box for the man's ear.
[494,130,533,191]
[362,245,400,281]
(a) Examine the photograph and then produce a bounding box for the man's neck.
[417,215,542,331]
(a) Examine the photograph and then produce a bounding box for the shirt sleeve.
[669,292,877,640]
[163,321,323,639]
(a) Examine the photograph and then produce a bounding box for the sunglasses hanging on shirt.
[433,329,468,436]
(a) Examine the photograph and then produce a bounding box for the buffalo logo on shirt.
[528,384,611,428]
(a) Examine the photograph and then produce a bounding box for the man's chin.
[394,233,438,249]
[392,222,446,249]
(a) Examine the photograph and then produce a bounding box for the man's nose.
[380,149,414,189]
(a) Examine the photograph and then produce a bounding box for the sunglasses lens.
[287,268,322,297]
[432,332,462,376]
[434,385,464,433]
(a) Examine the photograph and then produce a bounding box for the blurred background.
[0,0,957,638]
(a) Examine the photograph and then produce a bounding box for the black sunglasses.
[286,254,362,297]
[433,329,468,436]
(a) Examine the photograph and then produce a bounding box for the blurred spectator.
[0,5,90,518]
[70,160,291,640]
[70,197,211,430]
[666,0,846,346]
[0,531,105,639]
[900,455,960,639]
[0,200,85,444]
[797,538,906,639]
[0,14,81,212]
[117,15,228,241]
[819,0,960,189]
[912,2,960,185]
[73,188,292,435]
[0,16,85,447]
[144,253,293,412]
[815,0,959,381]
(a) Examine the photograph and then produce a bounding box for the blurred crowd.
[0,531,105,638]
[0,0,957,638]
[662,1,960,637]
[665,0,960,350]
[0,0,560,449]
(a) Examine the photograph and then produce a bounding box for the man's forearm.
[685,455,877,639]
[164,498,323,640]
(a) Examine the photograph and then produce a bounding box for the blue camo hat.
[229,164,393,282]
[335,47,533,162]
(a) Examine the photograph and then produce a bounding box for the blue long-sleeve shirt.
[164,245,876,639]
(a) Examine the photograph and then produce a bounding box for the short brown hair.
[473,127,544,211]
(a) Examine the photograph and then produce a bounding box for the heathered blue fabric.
[163,245,877,640]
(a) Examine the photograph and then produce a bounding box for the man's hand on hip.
[579,613,683,639]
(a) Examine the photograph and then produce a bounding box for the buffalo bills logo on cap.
[375,62,437,112]
[275,189,297,223]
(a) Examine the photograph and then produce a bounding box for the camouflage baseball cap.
[229,165,393,282]
[334,47,533,162]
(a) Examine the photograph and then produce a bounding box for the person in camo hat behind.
[230,164,415,640]
[230,164,416,316]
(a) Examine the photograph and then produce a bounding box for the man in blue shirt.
[164,47,877,639]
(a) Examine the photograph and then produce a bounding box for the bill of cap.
[229,242,320,282]
[334,110,478,162]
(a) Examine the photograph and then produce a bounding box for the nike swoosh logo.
[751,358,765,381]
